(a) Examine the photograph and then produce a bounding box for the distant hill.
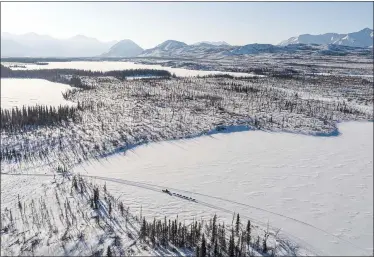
[279,28,373,48]
[101,39,143,57]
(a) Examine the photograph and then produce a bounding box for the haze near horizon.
[1,2,373,48]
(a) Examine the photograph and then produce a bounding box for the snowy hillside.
[193,41,231,46]
[279,28,373,48]
[140,40,188,57]
[229,44,280,55]
[155,40,188,50]
[101,40,144,57]
[333,28,374,47]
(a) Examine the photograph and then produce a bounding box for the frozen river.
[1,78,76,109]
[1,61,258,77]
[72,121,373,256]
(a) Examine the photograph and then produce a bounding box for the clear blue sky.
[1,2,373,48]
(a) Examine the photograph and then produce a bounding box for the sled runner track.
[2,172,369,255]
[72,175,374,255]
[91,176,324,255]
[1,172,321,255]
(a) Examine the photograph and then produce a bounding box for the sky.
[1,2,373,49]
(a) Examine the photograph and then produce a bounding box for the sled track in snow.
[2,172,370,255]
[1,172,321,255]
[85,175,370,256]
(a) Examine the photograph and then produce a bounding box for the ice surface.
[1,61,258,77]
[1,78,76,109]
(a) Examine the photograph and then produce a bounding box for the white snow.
[1,78,76,109]
[1,61,259,78]
[70,121,373,256]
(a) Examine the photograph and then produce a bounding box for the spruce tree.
[140,217,147,241]
[236,214,240,235]
[228,229,235,257]
[211,214,217,244]
[214,240,219,257]
[196,246,200,257]
[246,220,251,248]
[106,246,112,257]
[201,234,207,257]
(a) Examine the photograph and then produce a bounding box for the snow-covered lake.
[2,61,258,77]
[73,121,373,256]
[1,78,76,109]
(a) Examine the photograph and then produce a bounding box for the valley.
[1,3,373,254]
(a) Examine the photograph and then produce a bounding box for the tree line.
[83,176,274,257]
[137,212,270,257]
[1,64,172,83]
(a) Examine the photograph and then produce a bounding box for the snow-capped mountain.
[2,28,372,58]
[1,32,116,57]
[279,28,373,48]
[101,39,143,57]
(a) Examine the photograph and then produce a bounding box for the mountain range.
[1,33,116,57]
[279,28,373,48]
[1,28,372,58]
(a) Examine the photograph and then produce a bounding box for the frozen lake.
[2,61,258,77]
[73,121,373,256]
[1,78,76,109]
